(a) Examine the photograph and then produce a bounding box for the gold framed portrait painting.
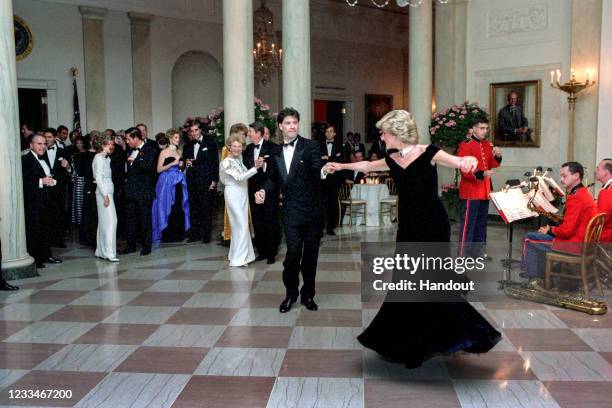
[489,80,541,147]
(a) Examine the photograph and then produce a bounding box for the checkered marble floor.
[0,224,611,408]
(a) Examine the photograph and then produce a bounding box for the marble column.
[409,0,433,144]
[0,0,37,279]
[596,0,612,177]
[129,12,154,128]
[282,0,311,138]
[79,6,107,132]
[223,0,254,136]
[570,0,602,172]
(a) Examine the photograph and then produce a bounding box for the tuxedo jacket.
[369,140,387,158]
[320,141,344,163]
[124,142,157,200]
[263,136,325,226]
[44,146,70,188]
[342,169,366,184]
[243,140,280,199]
[183,137,219,189]
[22,152,51,214]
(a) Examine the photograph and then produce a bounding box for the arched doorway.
[171,51,223,127]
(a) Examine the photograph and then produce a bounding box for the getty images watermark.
[361,242,492,302]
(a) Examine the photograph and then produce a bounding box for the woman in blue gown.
[152,129,191,243]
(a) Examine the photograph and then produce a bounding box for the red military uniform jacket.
[551,184,597,254]
[457,136,502,200]
[597,180,612,243]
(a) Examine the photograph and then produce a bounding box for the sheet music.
[530,190,559,214]
[537,177,555,201]
[490,189,538,223]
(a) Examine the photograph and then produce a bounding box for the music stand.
[497,179,524,289]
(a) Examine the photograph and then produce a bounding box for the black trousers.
[188,187,214,242]
[283,220,321,299]
[25,208,51,262]
[125,196,153,251]
[250,200,280,258]
[48,186,68,245]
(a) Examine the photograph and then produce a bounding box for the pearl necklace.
[399,144,415,158]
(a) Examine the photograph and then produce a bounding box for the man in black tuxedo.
[43,128,71,248]
[183,120,219,243]
[120,127,157,256]
[343,151,367,184]
[244,121,281,264]
[257,108,328,313]
[21,134,62,268]
[369,138,387,159]
[320,124,344,236]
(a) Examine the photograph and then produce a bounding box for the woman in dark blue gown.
[151,130,191,243]
[327,110,501,368]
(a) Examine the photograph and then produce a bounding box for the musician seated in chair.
[595,158,612,243]
[521,162,597,279]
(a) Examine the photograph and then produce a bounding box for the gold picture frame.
[14,15,34,61]
[489,80,541,147]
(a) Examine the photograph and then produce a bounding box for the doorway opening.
[18,88,48,132]
[313,99,345,143]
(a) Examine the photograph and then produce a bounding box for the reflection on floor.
[0,223,610,407]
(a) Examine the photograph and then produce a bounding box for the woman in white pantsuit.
[219,124,264,266]
[92,133,119,262]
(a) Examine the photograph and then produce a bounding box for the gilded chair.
[338,183,367,227]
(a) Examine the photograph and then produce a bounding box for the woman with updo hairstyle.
[219,123,264,266]
[151,128,191,243]
[92,132,119,261]
[326,110,501,368]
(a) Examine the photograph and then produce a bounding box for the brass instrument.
[504,279,607,315]
[526,173,564,223]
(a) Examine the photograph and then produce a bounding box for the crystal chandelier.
[253,0,282,85]
[345,0,449,7]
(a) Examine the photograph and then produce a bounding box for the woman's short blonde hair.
[375,110,419,145]
[226,123,248,148]
[92,131,112,152]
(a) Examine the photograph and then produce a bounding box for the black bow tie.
[195,138,203,144]
[284,139,296,148]
[327,141,334,145]
[254,144,261,150]
[37,154,46,160]
[48,146,55,150]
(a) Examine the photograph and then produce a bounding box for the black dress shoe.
[255,255,267,262]
[0,282,19,291]
[140,249,151,256]
[266,257,276,264]
[119,248,136,255]
[36,262,46,269]
[279,296,298,313]
[44,257,62,264]
[327,230,336,236]
[301,298,318,311]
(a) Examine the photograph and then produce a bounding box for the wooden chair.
[544,213,606,297]
[379,178,398,223]
[338,183,367,227]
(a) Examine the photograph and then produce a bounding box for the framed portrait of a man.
[489,80,541,147]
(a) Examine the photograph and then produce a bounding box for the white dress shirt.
[194,138,203,159]
[32,151,53,188]
[282,138,327,179]
[326,141,333,157]
[253,141,262,163]
[129,141,145,162]
[46,145,57,167]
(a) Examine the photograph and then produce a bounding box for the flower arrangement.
[440,182,461,221]
[182,97,277,147]
[429,101,488,150]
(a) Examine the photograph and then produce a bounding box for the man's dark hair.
[28,133,43,144]
[106,128,116,137]
[602,158,612,174]
[277,107,300,124]
[136,123,147,130]
[325,123,335,131]
[354,132,361,140]
[472,116,489,127]
[186,119,202,129]
[57,125,68,133]
[125,127,143,140]
[561,161,584,180]
[249,121,266,135]
[44,127,57,137]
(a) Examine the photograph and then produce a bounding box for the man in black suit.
[257,108,328,313]
[183,119,219,243]
[120,127,157,256]
[244,121,281,264]
[343,151,367,184]
[21,134,62,268]
[43,128,71,248]
[320,124,344,236]
[497,92,531,142]
[369,138,387,159]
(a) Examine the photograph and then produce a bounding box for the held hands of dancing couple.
[324,145,479,174]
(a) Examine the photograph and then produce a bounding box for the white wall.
[171,51,223,127]
[466,0,572,190]
[596,0,612,166]
[14,0,87,130]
